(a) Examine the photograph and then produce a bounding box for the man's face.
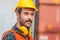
[17,8,35,27]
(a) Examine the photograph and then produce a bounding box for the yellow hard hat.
[14,0,37,12]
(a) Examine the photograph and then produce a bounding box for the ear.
[15,11,21,18]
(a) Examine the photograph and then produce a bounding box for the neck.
[16,21,21,29]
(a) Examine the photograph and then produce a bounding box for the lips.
[26,22,31,23]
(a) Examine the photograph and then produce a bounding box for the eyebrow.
[24,11,34,13]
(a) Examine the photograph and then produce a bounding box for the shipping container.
[37,0,60,40]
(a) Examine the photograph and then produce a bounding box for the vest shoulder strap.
[9,29,26,40]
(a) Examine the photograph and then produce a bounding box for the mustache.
[25,19,32,23]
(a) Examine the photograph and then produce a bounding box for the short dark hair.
[16,8,35,13]
[16,8,22,13]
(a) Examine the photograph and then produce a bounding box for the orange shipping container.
[38,0,60,40]
[38,5,60,33]
[39,0,60,4]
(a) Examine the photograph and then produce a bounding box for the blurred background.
[0,0,18,40]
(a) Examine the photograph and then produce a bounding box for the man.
[2,0,37,40]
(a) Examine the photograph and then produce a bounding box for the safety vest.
[2,29,33,40]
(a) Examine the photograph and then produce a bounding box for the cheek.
[21,14,28,20]
[20,15,26,22]
[20,17,25,24]
[31,16,34,20]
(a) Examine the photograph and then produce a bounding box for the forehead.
[22,8,35,12]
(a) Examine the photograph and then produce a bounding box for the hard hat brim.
[14,7,38,12]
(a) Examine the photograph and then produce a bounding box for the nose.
[28,15,32,20]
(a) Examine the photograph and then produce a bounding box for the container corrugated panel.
[39,0,60,4]
[38,5,60,40]
[38,5,60,33]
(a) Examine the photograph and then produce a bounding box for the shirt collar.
[12,24,20,34]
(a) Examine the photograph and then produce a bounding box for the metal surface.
[38,0,60,40]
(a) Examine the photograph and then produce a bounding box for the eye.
[24,12,29,15]
[31,13,34,16]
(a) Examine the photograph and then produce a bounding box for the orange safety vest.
[2,29,33,40]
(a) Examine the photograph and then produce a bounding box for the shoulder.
[2,31,15,40]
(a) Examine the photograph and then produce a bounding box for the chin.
[26,26,30,27]
[25,23,31,27]
[26,25,31,27]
